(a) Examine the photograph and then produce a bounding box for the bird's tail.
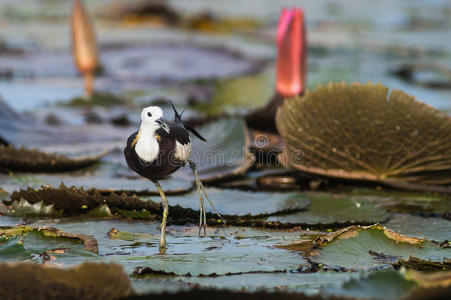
[170,101,183,122]
[170,101,207,142]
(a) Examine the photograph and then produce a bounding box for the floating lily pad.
[0,98,132,158]
[391,63,451,89]
[107,226,308,276]
[385,214,451,242]
[195,69,274,115]
[0,262,131,300]
[65,92,128,107]
[0,43,258,82]
[349,188,451,216]
[265,193,387,227]
[165,188,310,217]
[0,162,193,195]
[276,82,451,188]
[405,269,451,288]
[0,145,106,173]
[0,225,98,253]
[102,225,308,277]
[323,270,417,300]
[308,225,450,271]
[107,1,180,24]
[397,256,451,271]
[7,184,160,219]
[0,225,99,267]
[131,271,359,295]
[6,184,308,225]
[180,118,255,182]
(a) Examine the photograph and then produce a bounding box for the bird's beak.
[155,117,170,133]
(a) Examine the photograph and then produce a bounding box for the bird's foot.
[159,242,168,254]
[197,180,207,237]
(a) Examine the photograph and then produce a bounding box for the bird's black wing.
[168,125,190,145]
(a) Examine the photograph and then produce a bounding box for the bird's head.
[140,106,170,133]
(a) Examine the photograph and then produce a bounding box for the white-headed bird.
[124,102,224,254]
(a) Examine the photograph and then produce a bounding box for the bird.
[124,102,224,254]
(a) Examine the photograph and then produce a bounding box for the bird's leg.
[155,181,169,254]
[197,184,206,237]
[188,160,226,235]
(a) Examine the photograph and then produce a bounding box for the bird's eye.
[147,112,152,117]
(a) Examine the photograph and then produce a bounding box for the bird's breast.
[134,130,160,163]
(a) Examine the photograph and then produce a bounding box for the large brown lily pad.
[276,82,451,188]
[0,145,106,173]
[7,184,160,219]
[0,262,131,300]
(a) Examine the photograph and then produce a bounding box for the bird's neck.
[135,125,160,162]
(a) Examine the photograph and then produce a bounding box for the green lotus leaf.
[166,188,310,217]
[307,224,450,271]
[323,270,416,300]
[0,225,99,267]
[264,193,387,227]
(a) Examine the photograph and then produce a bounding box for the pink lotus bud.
[275,8,306,98]
[72,0,98,73]
[71,0,98,97]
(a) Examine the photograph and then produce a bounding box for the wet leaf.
[131,271,358,295]
[0,144,105,173]
[107,1,180,24]
[0,162,193,195]
[110,226,308,276]
[405,269,451,288]
[0,225,98,253]
[181,118,255,182]
[8,198,62,217]
[196,69,274,115]
[308,224,450,271]
[276,82,451,188]
[323,270,416,300]
[107,228,156,242]
[187,14,262,34]
[8,184,160,219]
[66,92,128,107]
[0,225,99,266]
[0,99,129,153]
[165,188,310,217]
[391,63,451,89]
[265,193,387,227]
[384,214,451,242]
[349,188,451,216]
[397,256,451,271]
[0,262,131,300]
[0,43,258,83]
